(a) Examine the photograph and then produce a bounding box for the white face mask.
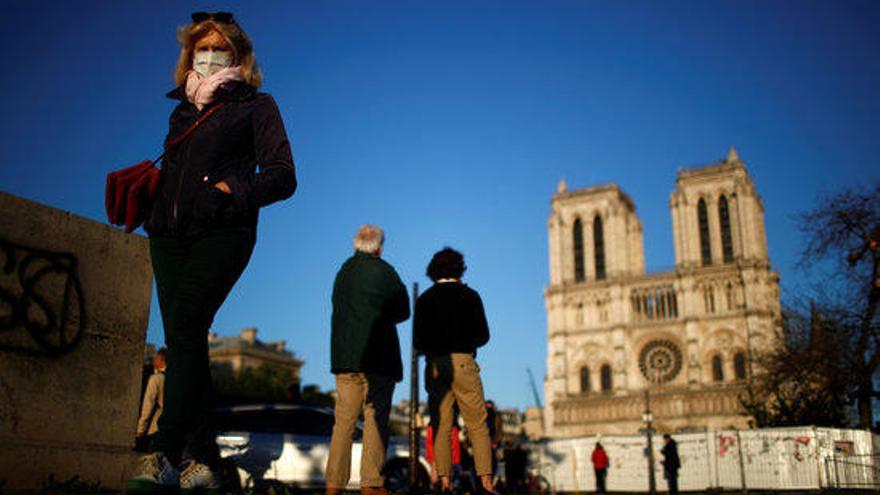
[192,51,232,77]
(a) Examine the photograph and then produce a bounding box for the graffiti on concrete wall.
[0,238,86,356]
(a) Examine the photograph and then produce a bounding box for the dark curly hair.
[427,247,466,282]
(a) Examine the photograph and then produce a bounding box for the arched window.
[712,355,724,382]
[725,282,734,310]
[719,195,734,263]
[580,367,590,393]
[698,198,712,266]
[734,353,747,380]
[600,364,613,392]
[593,215,606,280]
[704,285,715,313]
[573,218,585,282]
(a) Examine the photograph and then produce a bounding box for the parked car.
[215,404,430,493]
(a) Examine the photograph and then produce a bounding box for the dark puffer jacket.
[145,82,297,237]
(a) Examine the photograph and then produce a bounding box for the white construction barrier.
[528,427,879,492]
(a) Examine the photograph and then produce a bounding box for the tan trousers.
[326,372,394,489]
[426,353,492,477]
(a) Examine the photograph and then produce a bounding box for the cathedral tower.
[670,147,770,270]
[543,149,780,436]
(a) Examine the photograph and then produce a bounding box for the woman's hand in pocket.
[214,180,232,194]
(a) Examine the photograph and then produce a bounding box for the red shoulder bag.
[105,102,226,233]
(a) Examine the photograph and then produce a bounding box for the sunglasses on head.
[191,11,235,24]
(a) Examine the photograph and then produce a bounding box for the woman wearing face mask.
[126,12,296,493]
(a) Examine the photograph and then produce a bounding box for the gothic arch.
[710,354,724,382]
[728,347,748,381]
[698,197,712,266]
[600,363,613,392]
[593,215,606,280]
[719,194,734,263]
[573,216,585,282]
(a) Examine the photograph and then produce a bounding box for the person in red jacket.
[426,423,462,489]
[591,442,609,494]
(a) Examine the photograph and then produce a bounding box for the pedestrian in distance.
[662,434,681,495]
[426,414,463,491]
[486,399,503,483]
[135,348,166,452]
[414,247,495,494]
[326,225,410,495]
[590,441,609,494]
[125,11,297,494]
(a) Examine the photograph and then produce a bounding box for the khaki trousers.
[326,372,394,489]
[426,353,492,477]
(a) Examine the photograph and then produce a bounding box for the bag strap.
[152,102,226,165]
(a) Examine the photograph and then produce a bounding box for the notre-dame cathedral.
[543,148,781,436]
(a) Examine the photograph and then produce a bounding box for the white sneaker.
[125,452,180,494]
[179,459,222,493]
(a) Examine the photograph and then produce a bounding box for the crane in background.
[527,368,542,408]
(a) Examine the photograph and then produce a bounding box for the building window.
[719,195,734,263]
[580,367,590,393]
[704,285,715,314]
[712,355,724,382]
[734,352,747,380]
[725,282,734,310]
[698,198,712,266]
[593,215,606,280]
[573,218,585,282]
[600,364,613,392]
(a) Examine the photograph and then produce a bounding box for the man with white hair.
[326,225,410,495]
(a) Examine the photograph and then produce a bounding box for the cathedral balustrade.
[553,385,747,426]
[630,284,679,322]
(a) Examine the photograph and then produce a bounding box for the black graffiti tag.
[0,238,86,356]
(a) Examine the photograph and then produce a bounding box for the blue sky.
[1,1,878,411]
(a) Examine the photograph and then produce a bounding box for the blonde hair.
[173,19,262,88]
[354,225,385,255]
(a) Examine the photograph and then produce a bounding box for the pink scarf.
[185,67,244,110]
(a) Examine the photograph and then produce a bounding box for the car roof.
[215,403,335,415]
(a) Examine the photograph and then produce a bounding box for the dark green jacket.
[331,252,410,381]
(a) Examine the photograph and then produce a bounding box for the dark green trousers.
[149,228,255,466]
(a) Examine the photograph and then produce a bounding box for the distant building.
[524,407,545,440]
[208,327,304,383]
[544,149,781,435]
[498,408,525,440]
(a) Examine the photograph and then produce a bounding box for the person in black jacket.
[414,247,494,493]
[127,12,296,493]
[661,434,681,495]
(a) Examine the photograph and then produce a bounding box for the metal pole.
[408,282,420,493]
[645,389,657,495]
[735,429,747,493]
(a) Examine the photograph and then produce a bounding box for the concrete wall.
[0,191,151,490]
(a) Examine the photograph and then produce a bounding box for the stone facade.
[0,191,151,489]
[543,149,781,436]
[209,327,303,382]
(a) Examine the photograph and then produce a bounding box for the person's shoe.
[360,487,389,495]
[125,452,180,494]
[179,459,222,494]
[479,475,496,495]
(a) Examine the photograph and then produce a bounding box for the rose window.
[639,340,682,384]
